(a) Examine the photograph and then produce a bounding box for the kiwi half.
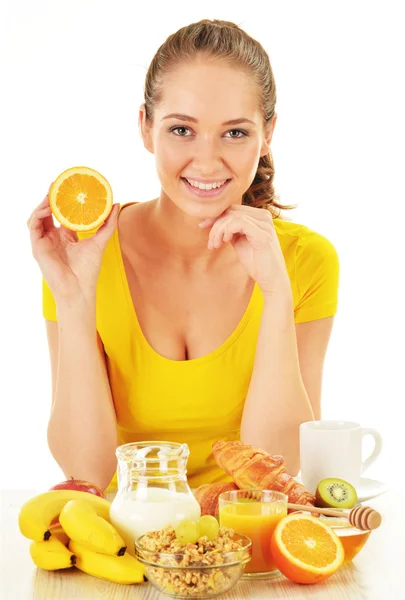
[315,477,358,509]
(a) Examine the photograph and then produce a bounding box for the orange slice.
[49,166,113,231]
[270,513,344,585]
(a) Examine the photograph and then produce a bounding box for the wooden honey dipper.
[287,503,382,530]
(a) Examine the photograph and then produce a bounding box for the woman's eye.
[171,126,190,136]
[169,126,248,138]
[227,129,247,138]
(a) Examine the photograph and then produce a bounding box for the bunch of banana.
[19,489,112,542]
[19,490,145,584]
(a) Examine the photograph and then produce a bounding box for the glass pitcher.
[110,441,201,555]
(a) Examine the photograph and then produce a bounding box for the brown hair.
[143,18,296,218]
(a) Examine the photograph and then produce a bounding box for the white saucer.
[293,476,389,503]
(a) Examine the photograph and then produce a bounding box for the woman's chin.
[177,197,230,220]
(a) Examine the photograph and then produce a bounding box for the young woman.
[27,19,339,492]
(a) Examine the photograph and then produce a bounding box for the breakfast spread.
[18,437,382,596]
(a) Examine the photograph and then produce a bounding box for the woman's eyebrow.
[161,113,256,126]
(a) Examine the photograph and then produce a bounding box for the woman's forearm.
[240,294,314,475]
[47,302,119,490]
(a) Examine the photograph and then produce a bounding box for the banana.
[59,499,126,556]
[48,523,69,546]
[19,490,112,542]
[30,537,76,571]
[69,539,145,584]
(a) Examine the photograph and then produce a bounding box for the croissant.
[194,482,238,517]
[211,440,315,508]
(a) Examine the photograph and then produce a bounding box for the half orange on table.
[49,166,113,232]
[270,513,345,585]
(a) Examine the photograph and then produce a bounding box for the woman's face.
[140,57,276,220]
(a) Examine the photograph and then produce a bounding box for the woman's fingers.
[28,205,52,229]
[209,215,267,249]
[208,214,234,248]
[201,204,274,243]
[58,225,78,243]
[227,203,272,221]
[27,184,57,247]
[28,205,53,246]
[91,204,120,251]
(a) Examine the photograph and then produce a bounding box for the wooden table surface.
[1,487,400,600]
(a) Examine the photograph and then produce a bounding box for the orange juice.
[219,500,287,573]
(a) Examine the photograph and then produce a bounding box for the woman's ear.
[138,103,154,154]
[260,113,277,157]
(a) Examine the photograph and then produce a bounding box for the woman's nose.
[191,136,223,172]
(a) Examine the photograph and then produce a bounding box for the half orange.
[270,513,345,585]
[49,166,113,231]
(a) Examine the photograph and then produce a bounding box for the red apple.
[49,476,105,498]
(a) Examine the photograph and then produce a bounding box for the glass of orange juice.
[219,489,287,579]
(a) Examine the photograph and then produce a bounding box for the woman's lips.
[181,178,231,198]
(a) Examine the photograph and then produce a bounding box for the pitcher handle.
[361,428,383,474]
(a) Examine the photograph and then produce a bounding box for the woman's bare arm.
[240,295,315,476]
[46,300,119,490]
[295,316,335,421]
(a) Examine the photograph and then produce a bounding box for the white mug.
[299,420,383,494]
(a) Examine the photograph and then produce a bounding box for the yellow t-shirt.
[42,202,339,491]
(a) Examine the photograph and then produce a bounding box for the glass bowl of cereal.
[135,524,252,598]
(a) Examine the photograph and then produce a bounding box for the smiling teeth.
[185,179,227,190]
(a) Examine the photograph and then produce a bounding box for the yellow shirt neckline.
[112,202,260,367]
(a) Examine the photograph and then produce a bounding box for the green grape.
[175,519,199,545]
[197,515,220,541]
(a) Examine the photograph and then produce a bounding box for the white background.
[1,0,403,491]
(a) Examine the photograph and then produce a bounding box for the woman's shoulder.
[273,216,338,260]
[273,217,340,321]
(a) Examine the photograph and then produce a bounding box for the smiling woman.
[29,18,339,492]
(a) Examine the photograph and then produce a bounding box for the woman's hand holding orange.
[199,204,292,300]
[27,185,120,305]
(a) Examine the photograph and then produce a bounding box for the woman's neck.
[146,195,235,273]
